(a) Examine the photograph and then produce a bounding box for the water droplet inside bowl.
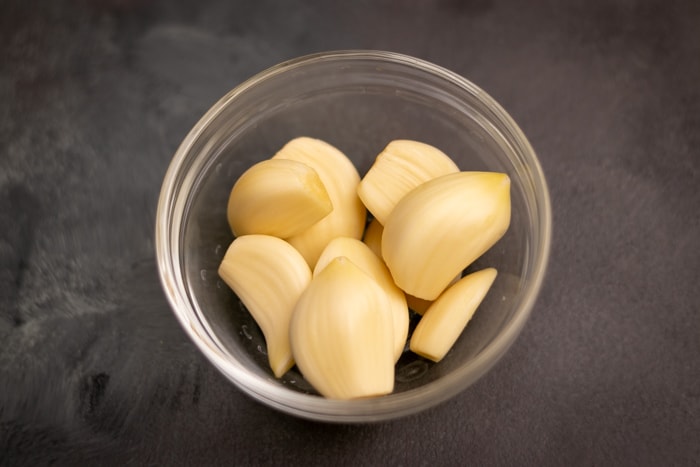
[395,360,429,383]
[200,269,208,281]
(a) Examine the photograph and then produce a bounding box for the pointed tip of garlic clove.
[313,236,409,363]
[270,353,295,379]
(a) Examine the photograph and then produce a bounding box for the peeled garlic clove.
[290,256,395,399]
[357,140,460,225]
[273,137,366,267]
[226,158,333,238]
[410,268,497,362]
[406,273,461,315]
[362,217,383,258]
[382,172,510,300]
[314,237,409,362]
[218,235,311,377]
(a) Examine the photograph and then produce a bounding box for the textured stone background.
[1,0,699,465]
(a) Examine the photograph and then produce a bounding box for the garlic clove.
[290,256,395,399]
[382,171,510,300]
[226,158,333,238]
[218,234,311,377]
[410,268,497,362]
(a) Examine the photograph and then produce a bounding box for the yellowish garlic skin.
[410,268,498,362]
[382,171,510,300]
[290,257,395,400]
[218,234,312,378]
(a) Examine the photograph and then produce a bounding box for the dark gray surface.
[1,0,699,465]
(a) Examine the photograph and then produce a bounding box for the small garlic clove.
[382,171,510,300]
[226,158,333,238]
[218,234,311,377]
[410,268,497,362]
[357,140,460,225]
[290,256,395,400]
[314,237,409,362]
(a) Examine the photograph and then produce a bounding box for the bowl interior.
[163,52,549,420]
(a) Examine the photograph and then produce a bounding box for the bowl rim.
[155,49,552,422]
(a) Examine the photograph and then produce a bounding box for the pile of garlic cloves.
[218,137,510,399]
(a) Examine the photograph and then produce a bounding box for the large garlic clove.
[362,217,383,259]
[357,140,460,225]
[314,237,409,362]
[382,171,510,300]
[410,268,497,362]
[290,256,395,400]
[273,137,366,267]
[218,234,311,378]
[226,158,333,238]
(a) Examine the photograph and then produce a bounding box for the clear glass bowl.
[155,50,551,422]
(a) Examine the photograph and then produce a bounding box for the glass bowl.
[155,50,551,422]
